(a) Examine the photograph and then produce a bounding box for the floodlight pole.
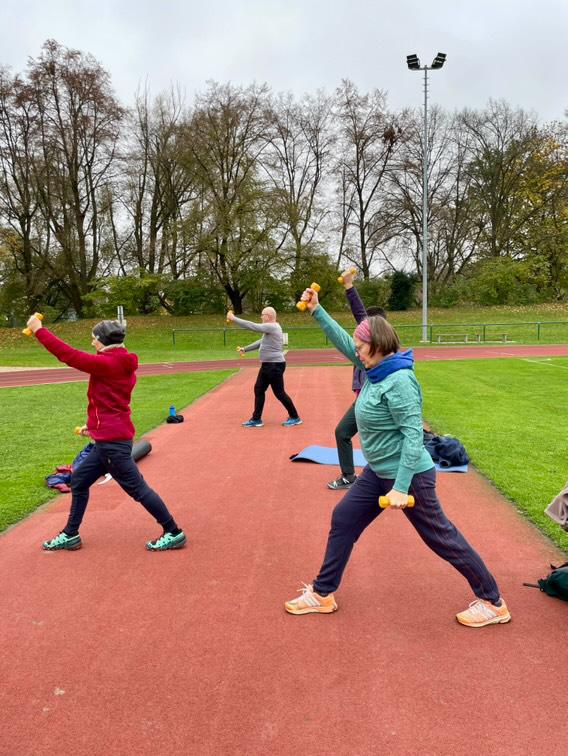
[407,52,446,343]
[421,67,429,343]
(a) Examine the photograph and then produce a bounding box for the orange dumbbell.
[337,268,357,284]
[22,312,43,336]
[296,282,321,312]
[379,495,415,509]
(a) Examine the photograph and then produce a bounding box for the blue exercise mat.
[290,445,468,473]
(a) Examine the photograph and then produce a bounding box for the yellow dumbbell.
[236,346,245,358]
[296,282,321,312]
[379,495,415,509]
[22,312,43,336]
[337,268,357,284]
[74,426,84,435]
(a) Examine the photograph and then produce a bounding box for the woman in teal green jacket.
[284,288,511,628]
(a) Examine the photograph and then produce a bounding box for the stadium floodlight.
[406,52,447,342]
[406,54,420,70]
[431,52,447,69]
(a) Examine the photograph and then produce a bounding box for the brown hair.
[367,315,400,357]
[366,306,387,319]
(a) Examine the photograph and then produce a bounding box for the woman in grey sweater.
[227,307,302,428]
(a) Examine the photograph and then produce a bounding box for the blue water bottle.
[169,405,176,417]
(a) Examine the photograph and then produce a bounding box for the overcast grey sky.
[1,0,566,121]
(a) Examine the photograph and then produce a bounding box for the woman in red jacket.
[26,316,186,552]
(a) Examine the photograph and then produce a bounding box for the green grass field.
[416,356,568,552]
[2,302,568,367]
[0,370,235,532]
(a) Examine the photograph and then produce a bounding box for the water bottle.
[169,405,176,417]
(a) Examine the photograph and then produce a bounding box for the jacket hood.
[366,348,414,384]
[100,347,138,372]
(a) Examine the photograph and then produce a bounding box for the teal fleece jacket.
[312,305,434,492]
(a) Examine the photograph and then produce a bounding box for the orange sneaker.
[284,583,338,615]
[456,598,511,628]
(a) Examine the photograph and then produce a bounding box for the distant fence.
[171,325,328,350]
[172,321,568,349]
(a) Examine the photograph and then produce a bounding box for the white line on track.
[522,358,568,369]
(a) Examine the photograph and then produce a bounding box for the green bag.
[524,562,568,601]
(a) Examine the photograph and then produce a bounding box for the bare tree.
[27,40,124,316]
[184,82,280,312]
[391,107,481,292]
[118,86,200,279]
[0,68,52,310]
[333,80,406,279]
[262,90,333,279]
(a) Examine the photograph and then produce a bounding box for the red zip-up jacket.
[35,328,138,441]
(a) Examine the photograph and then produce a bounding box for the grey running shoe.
[327,476,356,490]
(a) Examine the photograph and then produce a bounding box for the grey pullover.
[232,317,285,363]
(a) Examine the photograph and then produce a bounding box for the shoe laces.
[294,583,321,607]
[153,533,173,547]
[329,477,343,487]
[465,599,497,619]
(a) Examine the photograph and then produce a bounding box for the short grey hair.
[262,306,277,320]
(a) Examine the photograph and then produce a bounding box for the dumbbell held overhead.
[296,282,321,312]
[379,495,415,509]
[22,312,43,336]
[338,268,357,284]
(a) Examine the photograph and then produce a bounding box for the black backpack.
[423,431,470,468]
[524,562,568,601]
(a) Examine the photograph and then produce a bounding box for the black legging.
[335,401,358,477]
[252,362,299,421]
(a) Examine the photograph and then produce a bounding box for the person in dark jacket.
[26,316,186,552]
[327,268,386,490]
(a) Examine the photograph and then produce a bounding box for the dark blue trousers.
[65,440,176,535]
[313,465,500,603]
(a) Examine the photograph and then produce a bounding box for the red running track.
[1,366,567,755]
[1,342,568,389]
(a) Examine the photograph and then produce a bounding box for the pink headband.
[354,319,372,343]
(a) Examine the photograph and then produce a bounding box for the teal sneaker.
[242,419,264,427]
[146,531,187,551]
[42,532,82,551]
[282,417,303,427]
